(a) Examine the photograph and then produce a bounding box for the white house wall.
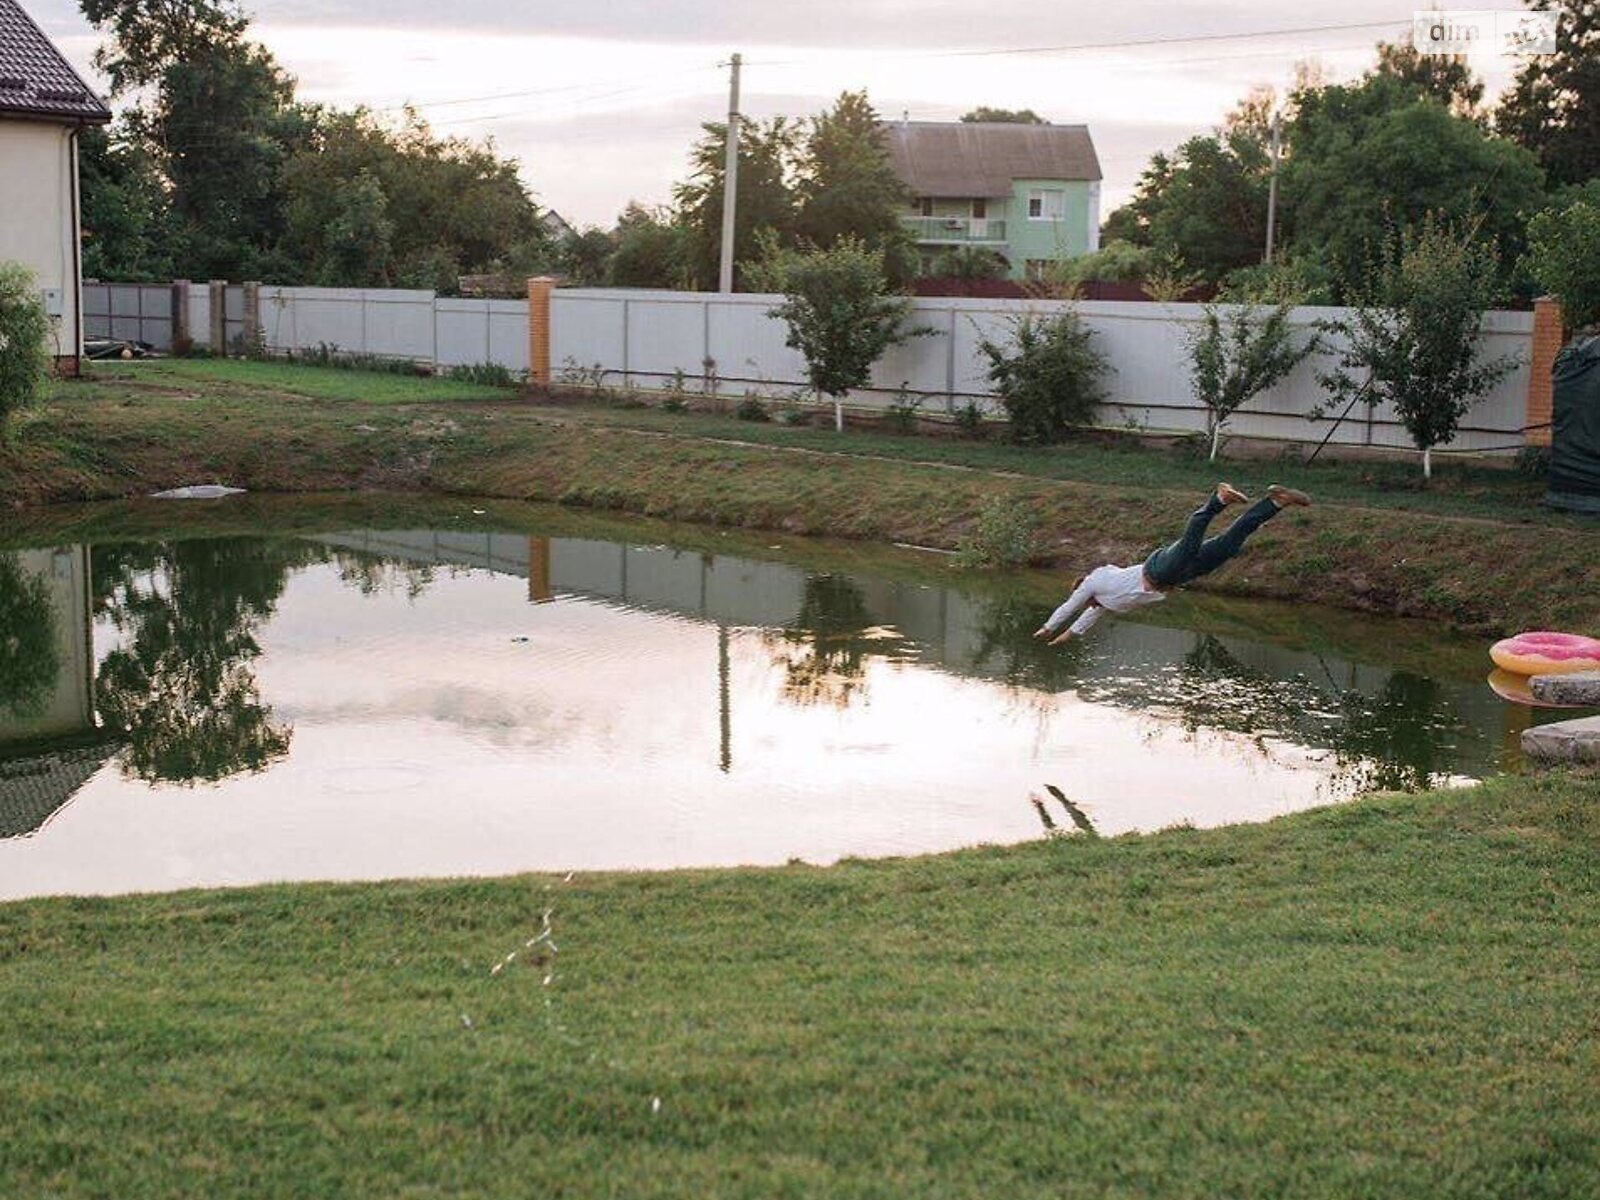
[0,120,81,357]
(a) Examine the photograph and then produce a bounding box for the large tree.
[608,203,684,288]
[1283,74,1546,298]
[959,107,1047,124]
[794,91,912,274]
[1372,38,1484,116]
[78,125,176,281]
[673,117,799,290]
[1497,0,1600,188]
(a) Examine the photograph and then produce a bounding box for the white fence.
[248,287,529,372]
[551,289,1537,454]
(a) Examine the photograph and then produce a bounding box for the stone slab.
[1521,716,1600,765]
[1530,671,1600,706]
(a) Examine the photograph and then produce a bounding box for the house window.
[918,197,934,217]
[972,199,987,219]
[1028,188,1064,221]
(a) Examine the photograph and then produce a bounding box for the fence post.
[527,276,555,386]
[242,281,261,354]
[208,280,227,355]
[172,280,190,350]
[1526,296,1563,448]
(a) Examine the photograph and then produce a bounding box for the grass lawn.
[1,769,1595,1197]
[90,356,518,404]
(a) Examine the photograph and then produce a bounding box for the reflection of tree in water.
[0,553,61,720]
[331,553,435,599]
[969,595,1473,793]
[765,574,916,708]
[94,539,312,785]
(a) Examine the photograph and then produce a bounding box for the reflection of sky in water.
[0,529,1546,900]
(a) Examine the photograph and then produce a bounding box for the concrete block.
[1531,671,1600,707]
[1521,716,1600,765]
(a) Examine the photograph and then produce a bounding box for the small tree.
[766,238,924,432]
[1188,301,1319,460]
[0,263,52,443]
[1317,217,1518,481]
[1525,192,1600,334]
[977,310,1110,444]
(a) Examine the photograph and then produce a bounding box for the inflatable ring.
[1489,631,1600,678]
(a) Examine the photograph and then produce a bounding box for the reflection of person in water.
[1035,483,1311,643]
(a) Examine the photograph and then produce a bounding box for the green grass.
[1,770,1595,1197]
[91,357,517,404]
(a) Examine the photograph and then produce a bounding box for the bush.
[977,310,1109,444]
[735,394,770,422]
[0,262,51,440]
[954,400,987,439]
[661,394,688,413]
[289,343,426,376]
[450,362,519,387]
[1525,194,1600,332]
[955,495,1041,569]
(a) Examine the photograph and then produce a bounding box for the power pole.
[1264,109,1281,265]
[718,53,742,294]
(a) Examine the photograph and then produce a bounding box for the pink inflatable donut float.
[1489,631,1600,677]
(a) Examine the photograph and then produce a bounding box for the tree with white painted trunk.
[1187,300,1318,461]
[1316,217,1517,482]
[762,237,924,432]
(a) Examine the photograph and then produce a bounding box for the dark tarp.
[1547,336,1600,515]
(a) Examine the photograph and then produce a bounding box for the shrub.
[1318,217,1519,482]
[450,362,519,387]
[1525,194,1600,332]
[735,394,770,422]
[0,262,51,441]
[661,394,688,413]
[955,495,1041,569]
[954,400,987,439]
[885,384,924,433]
[977,310,1109,444]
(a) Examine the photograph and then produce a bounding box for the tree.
[0,554,60,719]
[673,118,799,290]
[77,125,175,282]
[765,238,923,431]
[932,246,1009,281]
[1497,0,1600,188]
[1525,188,1600,332]
[609,203,686,288]
[0,263,51,443]
[1187,301,1319,460]
[560,228,616,287]
[1373,38,1484,115]
[794,91,912,278]
[1317,218,1519,481]
[80,0,248,95]
[959,108,1048,124]
[318,171,393,286]
[1283,75,1546,300]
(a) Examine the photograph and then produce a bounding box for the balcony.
[901,216,1007,244]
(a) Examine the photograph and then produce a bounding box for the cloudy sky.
[28,1,1527,227]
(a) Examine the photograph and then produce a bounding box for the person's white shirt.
[1044,564,1164,636]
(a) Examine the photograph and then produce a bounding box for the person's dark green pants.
[1143,492,1281,588]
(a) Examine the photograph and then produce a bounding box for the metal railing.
[901,217,1007,243]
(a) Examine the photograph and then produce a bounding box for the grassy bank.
[3,359,1596,633]
[2,769,1595,1197]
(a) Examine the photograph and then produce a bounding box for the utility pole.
[1264,109,1281,265]
[718,53,742,294]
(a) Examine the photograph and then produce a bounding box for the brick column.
[527,276,555,387]
[208,279,228,356]
[242,281,262,354]
[1526,296,1564,447]
[172,280,191,351]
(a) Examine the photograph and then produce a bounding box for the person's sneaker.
[1267,484,1311,507]
[1216,483,1249,505]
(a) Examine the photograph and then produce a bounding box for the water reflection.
[93,539,303,785]
[0,518,1576,891]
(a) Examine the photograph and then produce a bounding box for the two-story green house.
[882,120,1101,282]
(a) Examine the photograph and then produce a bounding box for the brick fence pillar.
[1526,296,1564,447]
[242,281,262,353]
[527,276,555,387]
[172,280,191,349]
[208,279,228,356]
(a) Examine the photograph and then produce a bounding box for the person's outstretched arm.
[1049,601,1104,642]
[1036,574,1096,638]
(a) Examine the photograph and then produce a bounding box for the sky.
[28,1,1528,228]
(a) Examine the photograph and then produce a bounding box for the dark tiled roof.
[0,741,112,840]
[883,121,1100,197]
[0,0,110,123]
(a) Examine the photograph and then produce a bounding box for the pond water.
[0,503,1576,899]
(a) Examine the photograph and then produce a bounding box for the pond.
[0,500,1577,899]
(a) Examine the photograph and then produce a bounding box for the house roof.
[882,121,1100,197]
[0,0,111,123]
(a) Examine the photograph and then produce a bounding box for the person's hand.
[1033,626,1053,639]
[1049,629,1076,645]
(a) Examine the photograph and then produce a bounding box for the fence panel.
[82,282,175,349]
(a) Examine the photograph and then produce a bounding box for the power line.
[368,65,720,114]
